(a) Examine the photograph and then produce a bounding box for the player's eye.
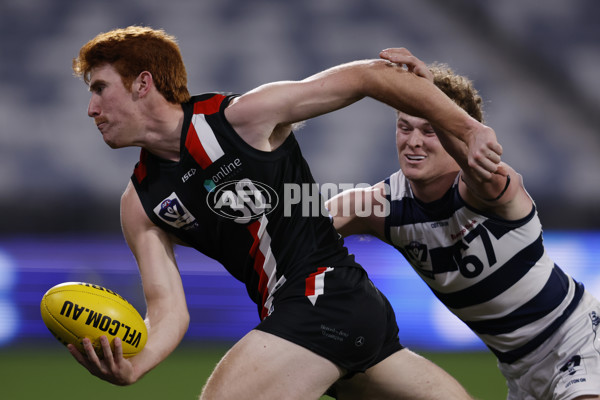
[90,83,105,95]
[423,126,436,135]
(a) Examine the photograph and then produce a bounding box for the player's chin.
[102,136,123,149]
[403,168,432,184]
[400,163,424,177]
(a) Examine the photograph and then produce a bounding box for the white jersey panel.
[385,170,584,363]
[478,277,577,353]
[447,251,553,319]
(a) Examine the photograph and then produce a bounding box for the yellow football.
[40,282,147,358]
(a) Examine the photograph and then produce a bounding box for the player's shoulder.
[371,180,389,197]
[121,180,154,228]
[189,92,235,103]
[381,170,411,201]
[185,92,237,116]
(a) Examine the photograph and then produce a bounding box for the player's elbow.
[331,213,362,238]
[168,302,190,340]
[325,199,353,232]
[179,308,191,333]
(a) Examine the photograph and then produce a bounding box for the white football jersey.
[385,170,584,363]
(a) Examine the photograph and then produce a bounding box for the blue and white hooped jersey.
[384,170,584,364]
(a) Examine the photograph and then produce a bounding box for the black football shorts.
[255,265,403,373]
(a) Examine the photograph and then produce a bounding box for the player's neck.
[139,103,184,162]
[409,170,458,203]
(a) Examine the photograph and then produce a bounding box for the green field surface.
[0,344,507,399]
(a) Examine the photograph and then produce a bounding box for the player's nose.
[87,97,100,118]
[406,131,423,147]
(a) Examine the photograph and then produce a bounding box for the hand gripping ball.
[40,282,147,358]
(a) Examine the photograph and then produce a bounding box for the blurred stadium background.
[1,0,599,399]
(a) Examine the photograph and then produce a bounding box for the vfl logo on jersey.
[206,179,278,224]
[153,192,198,230]
[405,241,428,264]
[403,240,436,279]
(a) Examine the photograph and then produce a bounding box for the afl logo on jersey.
[153,192,198,230]
[206,179,279,224]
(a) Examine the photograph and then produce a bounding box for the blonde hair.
[429,63,484,123]
[73,26,191,104]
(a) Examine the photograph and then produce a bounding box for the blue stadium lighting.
[1,231,599,350]
[0,250,18,346]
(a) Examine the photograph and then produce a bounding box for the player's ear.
[135,71,153,98]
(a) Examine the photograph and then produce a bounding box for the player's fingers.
[379,49,415,67]
[82,337,100,362]
[482,157,500,174]
[380,47,414,59]
[495,163,509,177]
[99,336,115,364]
[474,166,494,181]
[470,153,498,177]
[112,336,124,361]
[79,337,111,376]
[413,65,434,81]
[68,343,90,366]
[486,150,501,165]
[490,141,503,157]
[380,53,433,81]
[98,335,121,376]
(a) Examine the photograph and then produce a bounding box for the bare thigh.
[332,348,473,400]
[199,329,345,400]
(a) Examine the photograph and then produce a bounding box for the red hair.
[73,26,191,104]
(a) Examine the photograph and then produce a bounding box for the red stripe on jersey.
[305,267,329,297]
[247,220,270,319]
[185,123,213,169]
[185,94,227,169]
[133,149,148,183]
[193,94,226,115]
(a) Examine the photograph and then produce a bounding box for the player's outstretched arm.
[325,182,388,240]
[225,48,496,160]
[69,182,190,385]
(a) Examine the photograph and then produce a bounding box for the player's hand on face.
[68,336,136,386]
[379,48,434,81]
[467,125,503,180]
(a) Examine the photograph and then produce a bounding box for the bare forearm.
[227,57,484,152]
[130,300,189,381]
[326,186,387,239]
[305,59,483,147]
[360,60,481,144]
